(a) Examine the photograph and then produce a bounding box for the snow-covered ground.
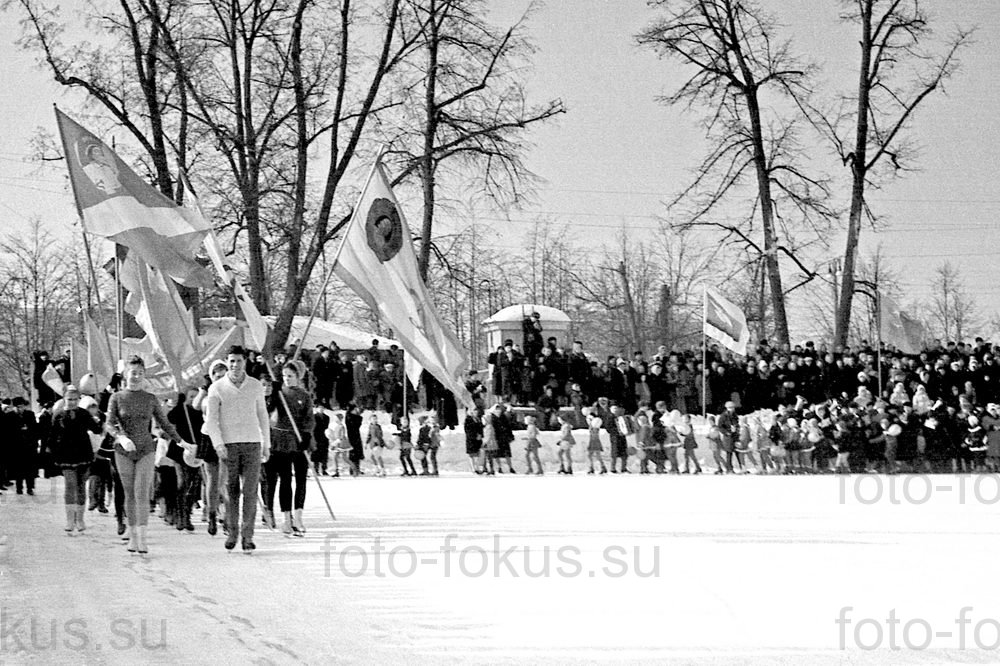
[4,462,1000,664]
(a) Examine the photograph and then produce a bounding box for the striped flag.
[703,286,750,356]
[54,108,213,288]
[333,160,473,407]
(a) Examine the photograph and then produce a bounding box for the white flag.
[703,286,750,356]
[333,160,473,407]
[880,294,926,354]
[178,168,270,351]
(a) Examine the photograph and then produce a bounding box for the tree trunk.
[417,0,439,281]
[835,0,873,350]
[745,91,789,346]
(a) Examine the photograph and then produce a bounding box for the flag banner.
[704,286,750,356]
[85,314,117,390]
[333,161,473,407]
[118,249,199,390]
[54,108,213,288]
[202,232,270,350]
[177,168,270,350]
[880,295,926,354]
[70,339,89,385]
[41,364,65,397]
[141,325,243,396]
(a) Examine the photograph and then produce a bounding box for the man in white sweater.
[204,345,271,552]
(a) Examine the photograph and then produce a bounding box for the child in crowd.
[366,413,386,477]
[326,412,347,477]
[398,418,417,477]
[706,415,727,474]
[635,413,655,474]
[524,415,543,475]
[679,414,701,474]
[557,415,575,475]
[482,411,498,475]
[586,411,607,475]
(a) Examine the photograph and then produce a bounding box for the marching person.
[194,359,228,536]
[204,346,271,552]
[265,362,315,536]
[167,388,206,533]
[106,356,184,555]
[47,386,103,535]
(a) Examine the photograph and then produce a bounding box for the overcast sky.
[1,1,997,339]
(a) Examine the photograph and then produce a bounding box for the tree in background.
[810,0,973,350]
[637,0,836,347]
[384,0,564,279]
[0,221,80,395]
[925,261,979,343]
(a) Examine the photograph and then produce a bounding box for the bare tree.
[637,0,836,347]
[926,261,979,343]
[809,0,973,348]
[0,221,80,394]
[13,0,194,198]
[384,0,564,279]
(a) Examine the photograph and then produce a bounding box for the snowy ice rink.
[4,469,1000,664]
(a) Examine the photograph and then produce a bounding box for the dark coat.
[48,407,102,468]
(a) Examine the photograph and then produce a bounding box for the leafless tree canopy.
[637,0,837,347]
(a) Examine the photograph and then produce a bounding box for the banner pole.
[876,288,883,400]
[291,150,386,368]
[701,286,708,417]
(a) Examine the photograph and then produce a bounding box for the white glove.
[116,434,136,452]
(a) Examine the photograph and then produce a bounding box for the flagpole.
[54,105,117,371]
[876,287,883,400]
[290,151,386,368]
[115,247,123,366]
[702,286,707,418]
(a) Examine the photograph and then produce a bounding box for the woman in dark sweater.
[106,356,182,554]
[264,362,315,536]
[48,386,103,534]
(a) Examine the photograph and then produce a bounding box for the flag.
[85,314,117,389]
[118,249,199,390]
[333,160,473,407]
[177,168,270,350]
[70,339,89,384]
[880,295,926,354]
[703,286,750,356]
[54,108,213,288]
[41,364,65,397]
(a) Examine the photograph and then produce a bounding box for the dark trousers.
[399,450,417,475]
[225,442,262,541]
[157,466,178,520]
[665,447,679,472]
[14,453,36,493]
[62,465,87,505]
[177,464,201,523]
[420,448,439,474]
[110,455,125,520]
[265,450,308,513]
[88,457,112,508]
[684,448,702,472]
